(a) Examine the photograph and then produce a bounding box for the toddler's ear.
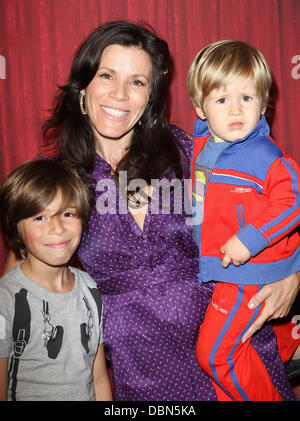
[195,106,206,120]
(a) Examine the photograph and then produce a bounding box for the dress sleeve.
[170,124,193,164]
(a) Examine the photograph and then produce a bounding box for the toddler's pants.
[196,282,299,401]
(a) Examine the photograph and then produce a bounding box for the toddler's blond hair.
[187,40,272,111]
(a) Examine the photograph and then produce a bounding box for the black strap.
[8,288,31,401]
[89,287,102,325]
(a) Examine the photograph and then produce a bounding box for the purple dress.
[78,126,294,401]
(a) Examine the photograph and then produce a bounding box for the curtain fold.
[1,0,299,273]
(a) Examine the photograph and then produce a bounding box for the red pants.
[196,282,299,401]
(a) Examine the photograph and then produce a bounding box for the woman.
[26,21,300,399]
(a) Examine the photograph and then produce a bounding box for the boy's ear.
[195,106,206,120]
[261,105,266,115]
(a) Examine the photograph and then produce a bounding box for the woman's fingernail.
[248,302,255,309]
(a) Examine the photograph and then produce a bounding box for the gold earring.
[150,118,157,128]
[79,92,87,115]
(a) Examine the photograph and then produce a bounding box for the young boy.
[187,40,300,401]
[0,159,112,401]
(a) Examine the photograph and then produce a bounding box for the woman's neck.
[95,132,132,170]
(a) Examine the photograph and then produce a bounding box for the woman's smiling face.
[82,44,152,149]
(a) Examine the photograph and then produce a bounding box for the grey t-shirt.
[0,263,103,401]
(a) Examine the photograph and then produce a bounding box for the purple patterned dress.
[78,126,294,401]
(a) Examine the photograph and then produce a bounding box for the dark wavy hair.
[42,20,188,187]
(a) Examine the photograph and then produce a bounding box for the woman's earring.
[150,118,157,128]
[79,92,87,115]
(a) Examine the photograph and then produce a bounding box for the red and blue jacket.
[191,116,300,285]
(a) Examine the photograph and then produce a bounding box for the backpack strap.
[8,288,31,401]
[88,287,102,326]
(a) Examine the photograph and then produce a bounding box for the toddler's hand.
[220,234,251,268]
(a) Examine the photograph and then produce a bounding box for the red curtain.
[1,0,300,273]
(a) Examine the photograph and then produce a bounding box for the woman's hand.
[242,271,300,343]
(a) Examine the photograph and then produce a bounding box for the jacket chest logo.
[230,187,252,193]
